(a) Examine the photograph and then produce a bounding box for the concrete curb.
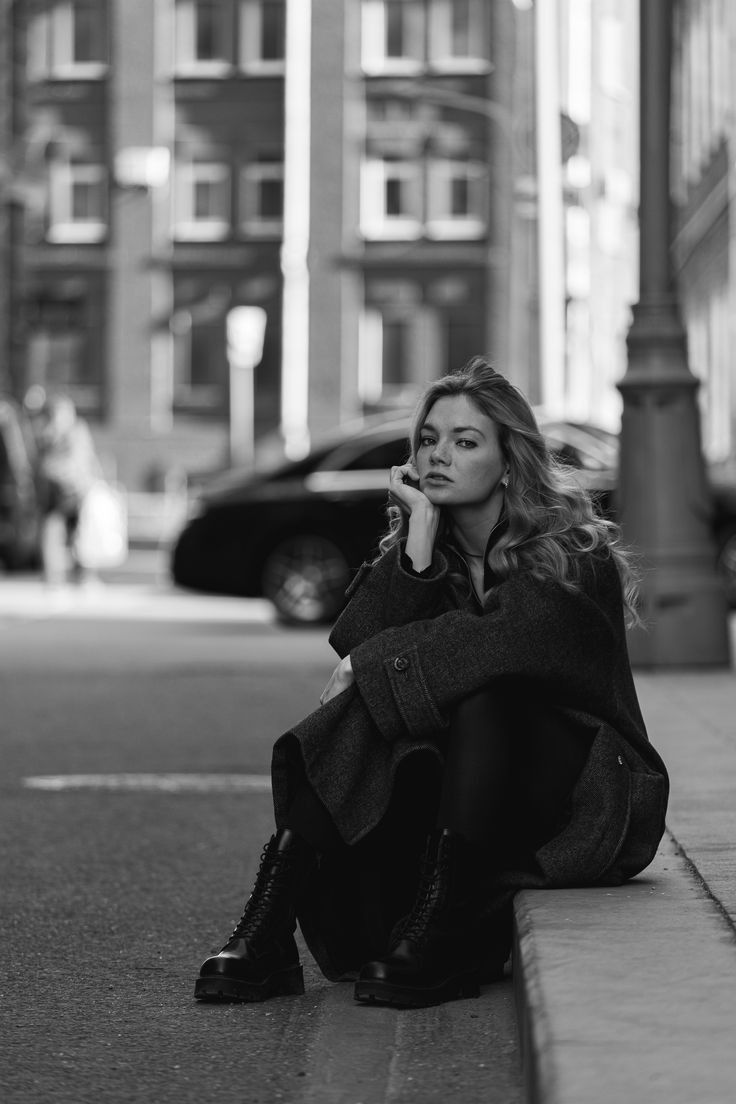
[512,831,736,1104]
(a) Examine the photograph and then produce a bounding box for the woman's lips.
[425,473,452,483]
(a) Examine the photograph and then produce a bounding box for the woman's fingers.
[320,656,354,705]
[389,463,428,512]
[390,462,419,486]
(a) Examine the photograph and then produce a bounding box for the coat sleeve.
[328,541,450,657]
[349,559,622,741]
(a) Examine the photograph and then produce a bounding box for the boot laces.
[394,848,451,946]
[229,843,296,944]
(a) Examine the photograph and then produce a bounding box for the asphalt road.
[0,563,522,1103]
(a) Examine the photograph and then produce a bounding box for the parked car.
[170,413,620,623]
[172,409,736,621]
[0,397,39,571]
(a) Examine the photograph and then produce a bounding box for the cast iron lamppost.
[617,0,730,666]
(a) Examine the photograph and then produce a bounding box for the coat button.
[393,656,410,672]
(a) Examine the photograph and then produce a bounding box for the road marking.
[23,773,272,793]
[0,583,276,623]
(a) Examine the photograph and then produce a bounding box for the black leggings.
[285,686,591,862]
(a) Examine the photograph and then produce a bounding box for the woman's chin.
[421,483,453,504]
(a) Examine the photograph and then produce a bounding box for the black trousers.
[285,685,592,863]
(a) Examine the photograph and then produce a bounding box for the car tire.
[262,533,352,624]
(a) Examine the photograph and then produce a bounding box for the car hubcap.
[263,536,350,623]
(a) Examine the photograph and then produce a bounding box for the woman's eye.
[418,436,434,447]
[457,439,477,448]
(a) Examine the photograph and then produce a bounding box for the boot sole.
[354,971,480,1009]
[194,964,304,1003]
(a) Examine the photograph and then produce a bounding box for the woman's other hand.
[320,655,355,705]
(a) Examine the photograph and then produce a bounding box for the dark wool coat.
[271,539,669,981]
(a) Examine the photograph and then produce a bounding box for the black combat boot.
[194,828,314,1003]
[354,829,490,1008]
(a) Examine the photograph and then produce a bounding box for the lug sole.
[353,970,480,1009]
[194,964,304,1003]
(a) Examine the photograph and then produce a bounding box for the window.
[173,161,231,240]
[341,437,411,471]
[426,159,488,238]
[361,0,489,74]
[358,309,417,404]
[428,0,488,71]
[360,159,423,239]
[27,0,108,80]
[360,301,480,405]
[239,0,286,72]
[239,161,284,234]
[361,0,424,73]
[173,316,226,412]
[360,157,487,240]
[175,0,231,74]
[26,293,103,415]
[48,160,107,243]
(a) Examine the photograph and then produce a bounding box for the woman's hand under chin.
[389,462,440,574]
[389,462,434,515]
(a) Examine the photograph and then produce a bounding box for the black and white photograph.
[1,2,736,1102]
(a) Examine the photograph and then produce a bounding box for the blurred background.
[1,0,735,640]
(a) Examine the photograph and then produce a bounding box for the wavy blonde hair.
[378,357,640,624]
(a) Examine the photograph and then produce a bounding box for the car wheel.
[716,526,736,608]
[262,534,352,624]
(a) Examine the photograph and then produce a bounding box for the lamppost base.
[626,566,731,667]
[618,307,731,669]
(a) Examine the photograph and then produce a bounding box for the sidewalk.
[515,667,736,1104]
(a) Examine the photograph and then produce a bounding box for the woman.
[194,358,668,1009]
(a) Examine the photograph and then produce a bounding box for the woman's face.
[415,394,506,510]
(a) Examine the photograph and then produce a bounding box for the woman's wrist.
[405,503,439,573]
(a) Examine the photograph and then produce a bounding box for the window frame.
[171,315,227,413]
[174,0,233,77]
[239,161,284,235]
[172,160,232,241]
[238,0,286,74]
[427,0,490,73]
[425,158,488,239]
[361,0,425,75]
[47,159,108,244]
[360,157,423,240]
[27,0,108,81]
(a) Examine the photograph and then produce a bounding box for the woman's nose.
[430,442,449,464]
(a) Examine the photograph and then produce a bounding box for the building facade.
[671,0,735,463]
[2,0,646,491]
[1,0,543,488]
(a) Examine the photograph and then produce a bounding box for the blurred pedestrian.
[194,357,669,1009]
[34,393,101,588]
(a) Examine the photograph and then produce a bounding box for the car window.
[543,431,616,472]
[317,430,411,473]
[341,437,411,471]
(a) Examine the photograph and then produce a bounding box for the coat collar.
[443,511,509,601]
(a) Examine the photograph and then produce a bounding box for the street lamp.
[617,0,730,666]
[227,306,267,469]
